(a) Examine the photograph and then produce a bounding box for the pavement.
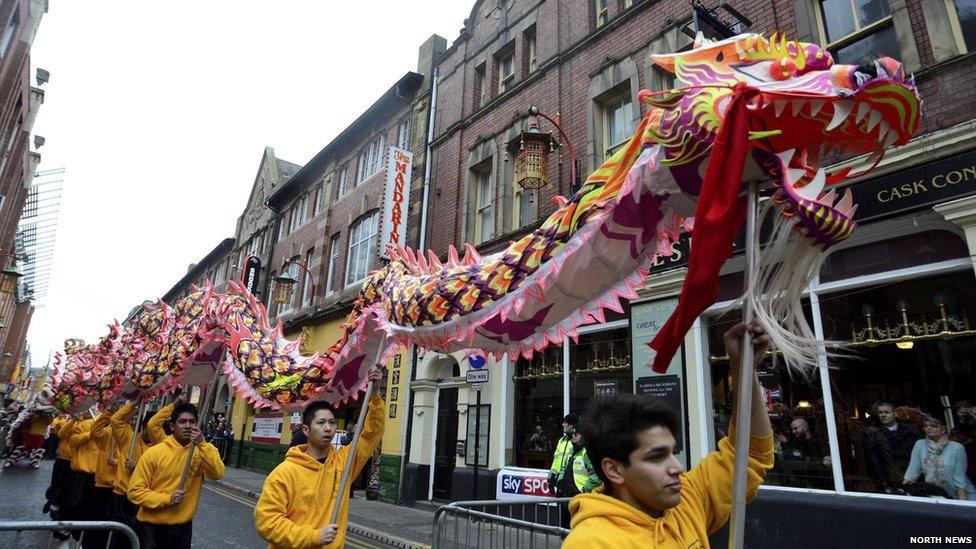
[212,465,435,549]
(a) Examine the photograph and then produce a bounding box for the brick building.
[253,35,445,502]
[0,0,45,384]
[402,0,976,540]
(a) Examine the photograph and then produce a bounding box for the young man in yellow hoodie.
[127,402,225,549]
[254,364,385,548]
[564,322,775,548]
[109,402,153,549]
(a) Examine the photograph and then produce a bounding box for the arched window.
[345,211,380,286]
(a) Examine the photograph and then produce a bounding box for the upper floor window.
[596,0,609,27]
[513,187,537,230]
[313,182,324,216]
[301,248,315,307]
[0,9,19,59]
[954,0,976,52]
[358,134,387,183]
[336,164,349,199]
[603,92,633,159]
[475,63,489,107]
[290,194,308,233]
[325,233,340,295]
[525,27,538,73]
[398,116,412,149]
[498,51,515,94]
[818,0,898,65]
[278,211,290,240]
[473,166,494,244]
[345,211,380,286]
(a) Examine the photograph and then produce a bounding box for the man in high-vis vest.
[570,431,602,494]
[548,412,580,496]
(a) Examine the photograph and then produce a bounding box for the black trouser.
[140,521,192,549]
[109,493,139,549]
[80,485,114,548]
[44,457,70,509]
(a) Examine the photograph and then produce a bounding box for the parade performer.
[65,412,108,548]
[127,402,224,549]
[564,322,773,548]
[90,404,124,547]
[109,401,152,548]
[2,407,54,468]
[253,365,385,549]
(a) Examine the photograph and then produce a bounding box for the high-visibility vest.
[572,447,602,493]
[550,436,573,479]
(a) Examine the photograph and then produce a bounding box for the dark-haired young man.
[564,322,774,548]
[254,365,385,548]
[128,402,225,549]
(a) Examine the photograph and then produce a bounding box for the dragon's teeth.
[796,168,826,200]
[866,110,882,132]
[876,120,890,143]
[777,148,796,165]
[774,100,788,118]
[827,100,853,131]
[792,100,805,116]
[809,100,825,117]
[884,131,898,147]
[786,167,806,185]
[854,103,870,124]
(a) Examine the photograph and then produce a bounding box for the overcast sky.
[26,1,474,369]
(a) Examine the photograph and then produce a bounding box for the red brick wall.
[425,0,976,257]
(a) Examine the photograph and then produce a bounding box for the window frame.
[357,134,387,183]
[474,167,494,244]
[345,211,380,286]
[398,116,412,149]
[326,233,340,295]
[497,51,515,94]
[596,0,609,27]
[336,164,349,199]
[525,28,538,73]
[814,0,897,65]
[289,194,308,233]
[277,260,300,314]
[301,248,315,307]
[602,92,633,159]
[0,8,19,59]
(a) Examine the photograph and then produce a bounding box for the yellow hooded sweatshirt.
[146,402,175,445]
[110,402,151,496]
[253,394,385,549]
[55,418,74,460]
[68,417,101,474]
[91,412,119,489]
[563,434,774,549]
[127,434,225,525]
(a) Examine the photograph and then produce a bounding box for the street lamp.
[272,259,316,306]
[506,105,578,193]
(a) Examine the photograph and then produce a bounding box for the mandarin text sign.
[380,146,414,259]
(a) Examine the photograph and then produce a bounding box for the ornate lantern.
[273,271,298,305]
[507,106,560,191]
[0,267,22,295]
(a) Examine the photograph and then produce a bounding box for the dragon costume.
[49,33,920,413]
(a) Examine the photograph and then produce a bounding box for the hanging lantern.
[0,267,22,295]
[273,271,298,305]
[507,106,560,191]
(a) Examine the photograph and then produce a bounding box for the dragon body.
[50,33,920,413]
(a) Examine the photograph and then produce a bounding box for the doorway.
[432,387,459,500]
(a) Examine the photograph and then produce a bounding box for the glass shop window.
[569,327,633,418]
[707,304,836,490]
[513,346,565,469]
[820,270,976,501]
[820,230,969,283]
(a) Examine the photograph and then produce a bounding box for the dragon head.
[648,33,921,249]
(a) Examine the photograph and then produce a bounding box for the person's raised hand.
[320,524,339,545]
[366,364,383,383]
[189,426,204,445]
[170,490,185,506]
[125,458,135,472]
[723,321,769,367]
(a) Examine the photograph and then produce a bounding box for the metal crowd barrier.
[432,498,571,548]
[0,520,140,548]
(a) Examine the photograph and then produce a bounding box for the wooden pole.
[328,335,387,525]
[728,180,759,549]
[177,369,221,491]
[127,401,147,461]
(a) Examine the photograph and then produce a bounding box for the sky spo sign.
[380,146,413,259]
[496,467,555,500]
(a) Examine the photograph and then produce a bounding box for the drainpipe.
[398,64,439,504]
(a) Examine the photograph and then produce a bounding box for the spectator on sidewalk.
[128,402,225,549]
[564,322,774,548]
[548,413,580,493]
[254,365,385,548]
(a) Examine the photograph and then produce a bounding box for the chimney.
[417,34,447,80]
